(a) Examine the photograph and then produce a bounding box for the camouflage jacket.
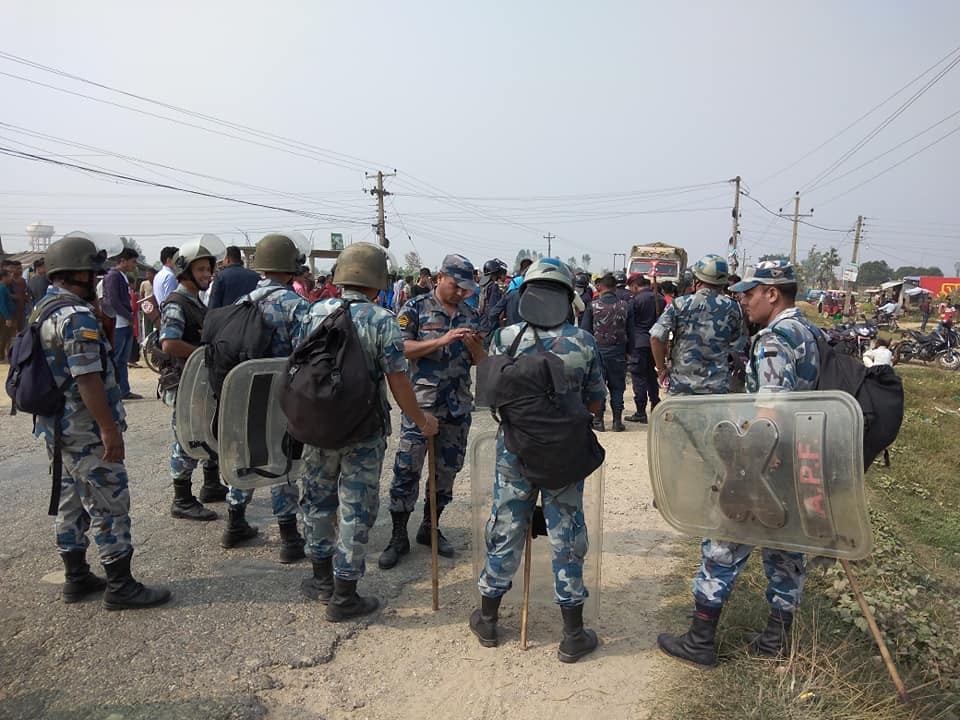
[296,289,408,435]
[237,279,310,357]
[158,285,206,406]
[397,290,480,417]
[492,322,606,407]
[748,307,821,393]
[650,287,746,395]
[33,287,126,449]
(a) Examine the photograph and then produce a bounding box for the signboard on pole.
[842,263,859,282]
[330,233,344,251]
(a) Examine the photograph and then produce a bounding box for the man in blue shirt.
[209,246,260,309]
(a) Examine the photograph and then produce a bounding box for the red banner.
[918,277,960,297]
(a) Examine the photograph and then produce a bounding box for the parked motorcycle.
[894,324,959,368]
[823,322,878,360]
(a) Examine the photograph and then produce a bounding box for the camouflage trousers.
[300,435,387,581]
[169,408,216,483]
[226,482,299,522]
[693,539,806,612]
[478,432,589,607]
[52,443,133,564]
[389,412,471,514]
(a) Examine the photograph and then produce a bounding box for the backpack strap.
[506,323,547,358]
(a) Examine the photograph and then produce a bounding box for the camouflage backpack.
[590,297,629,346]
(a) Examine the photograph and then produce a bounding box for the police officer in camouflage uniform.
[650,254,745,396]
[159,235,225,521]
[658,261,820,666]
[470,258,605,662]
[379,254,485,569]
[36,233,170,610]
[219,233,310,562]
[296,243,439,621]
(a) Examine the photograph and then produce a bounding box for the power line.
[739,191,852,232]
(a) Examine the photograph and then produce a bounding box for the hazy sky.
[2,2,959,276]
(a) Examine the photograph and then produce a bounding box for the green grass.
[655,363,960,719]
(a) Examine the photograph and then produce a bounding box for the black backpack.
[201,287,285,398]
[279,299,384,449]
[476,324,605,489]
[770,320,905,471]
[5,295,103,515]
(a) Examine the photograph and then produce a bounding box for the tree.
[893,265,943,278]
[857,260,894,287]
[581,254,591,271]
[758,253,789,263]
[954,261,960,277]
[403,251,422,272]
[120,235,145,262]
[567,256,578,269]
[797,245,841,289]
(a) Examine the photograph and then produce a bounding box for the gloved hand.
[531,505,548,538]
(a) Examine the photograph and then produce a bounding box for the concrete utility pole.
[543,232,555,257]
[366,170,396,248]
[843,215,864,317]
[729,176,741,272]
[780,191,813,265]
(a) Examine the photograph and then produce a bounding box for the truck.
[627,242,688,284]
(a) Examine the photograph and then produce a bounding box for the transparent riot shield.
[648,390,871,559]
[174,347,218,462]
[471,430,603,623]
[218,358,304,490]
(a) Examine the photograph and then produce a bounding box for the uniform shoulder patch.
[397,314,409,328]
[79,328,100,341]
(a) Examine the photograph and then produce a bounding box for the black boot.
[745,609,793,658]
[592,412,605,432]
[301,557,334,603]
[61,550,107,604]
[469,595,503,648]
[657,610,720,667]
[198,464,227,503]
[325,578,379,622]
[170,478,217,521]
[277,517,306,564]
[378,511,411,569]
[220,505,259,548]
[416,504,454,558]
[558,604,599,663]
[612,410,626,432]
[102,551,171,610]
[625,405,648,423]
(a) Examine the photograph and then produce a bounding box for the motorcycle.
[894,324,959,368]
[822,322,878,361]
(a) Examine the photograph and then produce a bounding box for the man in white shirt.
[862,338,894,367]
[153,246,179,305]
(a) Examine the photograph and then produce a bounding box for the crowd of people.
[9,229,841,666]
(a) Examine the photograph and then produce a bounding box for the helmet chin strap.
[63,272,96,301]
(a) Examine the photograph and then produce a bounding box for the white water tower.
[26,222,55,252]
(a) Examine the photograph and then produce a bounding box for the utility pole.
[843,215,864,317]
[366,170,396,248]
[543,232,555,257]
[612,252,626,272]
[779,191,814,265]
[728,176,741,273]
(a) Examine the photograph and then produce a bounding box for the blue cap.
[441,254,477,293]
[729,260,797,292]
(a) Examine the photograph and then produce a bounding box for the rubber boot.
[416,503,454,558]
[301,557,334,603]
[592,411,605,432]
[745,609,793,658]
[657,609,720,667]
[170,478,217,521]
[325,578,379,622]
[469,595,503,648]
[558,604,599,663]
[277,517,306,564]
[61,550,107,604]
[378,511,411,569]
[220,505,259,548]
[198,464,227,503]
[102,551,172,610]
[612,410,626,432]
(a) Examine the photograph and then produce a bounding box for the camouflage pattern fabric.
[33,287,134,563]
[33,287,126,446]
[158,285,206,407]
[224,279,309,518]
[295,289,407,577]
[389,413,471,513]
[299,436,388,580]
[748,307,821,393]
[477,321,605,606]
[478,432,590,606]
[693,539,805,612]
[649,287,745,395]
[395,290,480,417]
[169,408,216,481]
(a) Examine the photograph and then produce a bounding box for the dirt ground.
[0,367,684,720]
